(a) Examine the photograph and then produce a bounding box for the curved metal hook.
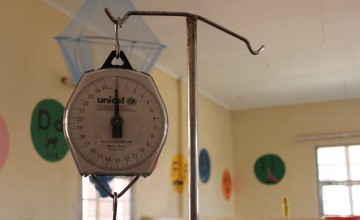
[195,14,265,55]
[113,192,118,220]
[115,18,121,59]
[104,8,265,55]
[90,175,140,198]
[105,8,117,24]
[105,8,122,58]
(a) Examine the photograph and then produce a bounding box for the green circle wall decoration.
[254,154,286,185]
[30,99,68,162]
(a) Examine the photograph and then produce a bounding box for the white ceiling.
[45,0,360,110]
[131,0,360,110]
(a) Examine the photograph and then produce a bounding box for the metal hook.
[106,8,122,59]
[105,8,118,24]
[90,175,140,220]
[115,18,121,59]
[113,192,118,220]
[90,175,140,198]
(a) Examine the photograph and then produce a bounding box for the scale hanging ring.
[115,17,121,59]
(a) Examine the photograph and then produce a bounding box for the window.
[82,176,132,220]
[317,145,360,216]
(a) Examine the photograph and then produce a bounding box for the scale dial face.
[64,68,168,176]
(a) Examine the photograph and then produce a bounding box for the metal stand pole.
[105,9,264,220]
[186,15,199,220]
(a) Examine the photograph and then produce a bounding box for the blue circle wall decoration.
[199,148,211,183]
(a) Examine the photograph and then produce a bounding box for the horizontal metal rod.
[105,9,265,55]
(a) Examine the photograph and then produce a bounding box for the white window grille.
[82,176,132,220]
[317,145,360,216]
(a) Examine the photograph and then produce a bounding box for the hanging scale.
[64,7,264,220]
[63,10,168,220]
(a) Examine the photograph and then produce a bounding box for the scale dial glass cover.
[64,68,168,176]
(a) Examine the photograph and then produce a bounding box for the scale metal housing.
[63,51,168,176]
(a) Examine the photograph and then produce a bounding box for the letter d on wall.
[30,99,68,162]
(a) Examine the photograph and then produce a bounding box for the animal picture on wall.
[254,154,286,185]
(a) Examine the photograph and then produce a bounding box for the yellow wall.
[133,69,235,219]
[198,90,235,217]
[3,1,360,219]
[132,68,182,219]
[232,99,360,218]
[0,1,234,219]
[0,1,80,220]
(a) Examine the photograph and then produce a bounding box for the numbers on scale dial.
[68,76,165,171]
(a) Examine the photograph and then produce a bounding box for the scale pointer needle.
[111,78,124,138]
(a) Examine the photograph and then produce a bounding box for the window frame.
[81,176,132,220]
[316,144,360,217]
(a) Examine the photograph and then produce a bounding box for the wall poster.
[199,148,211,183]
[0,116,9,170]
[254,154,286,185]
[30,99,68,162]
[170,153,188,194]
[222,169,232,200]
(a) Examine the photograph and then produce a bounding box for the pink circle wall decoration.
[0,116,9,170]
